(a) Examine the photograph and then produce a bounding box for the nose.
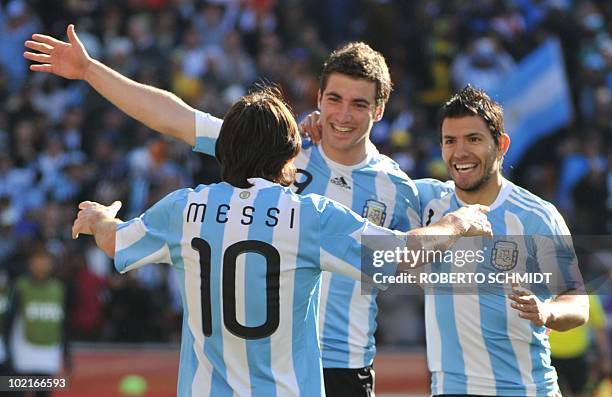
[453,140,470,159]
[336,103,352,122]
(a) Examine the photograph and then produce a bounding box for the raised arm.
[24,24,196,145]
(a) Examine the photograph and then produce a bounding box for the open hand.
[24,24,92,80]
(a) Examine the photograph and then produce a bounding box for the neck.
[320,140,369,166]
[456,172,504,206]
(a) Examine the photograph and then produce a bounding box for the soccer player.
[71,87,491,397]
[25,25,421,396]
[413,86,588,396]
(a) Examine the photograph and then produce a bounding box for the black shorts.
[324,366,375,397]
[552,354,588,395]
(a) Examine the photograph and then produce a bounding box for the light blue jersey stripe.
[163,190,194,396]
[302,147,331,195]
[293,197,324,397]
[480,212,525,395]
[201,184,233,397]
[388,172,418,232]
[195,136,217,157]
[244,187,282,397]
[352,168,378,367]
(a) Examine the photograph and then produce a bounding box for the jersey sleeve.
[193,110,223,156]
[315,196,404,287]
[390,175,421,232]
[414,178,454,226]
[114,189,185,273]
[533,205,583,295]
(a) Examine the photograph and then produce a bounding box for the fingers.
[67,24,84,49]
[108,201,122,217]
[511,283,532,296]
[71,220,80,239]
[23,52,51,63]
[24,40,54,53]
[67,24,77,44]
[473,204,490,213]
[510,301,537,313]
[299,111,322,143]
[78,201,96,209]
[29,64,53,72]
[517,311,538,321]
[479,219,493,238]
[31,33,64,46]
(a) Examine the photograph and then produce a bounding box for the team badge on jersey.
[491,240,518,271]
[362,199,387,226]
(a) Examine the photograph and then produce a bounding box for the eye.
[443,138,454,145]
[469,136,481,143]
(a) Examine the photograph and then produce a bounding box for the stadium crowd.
[0,0,610,357]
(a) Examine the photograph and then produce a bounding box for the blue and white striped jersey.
[195,111,420,368]
[115,178,399,397]
[416,177,579,397]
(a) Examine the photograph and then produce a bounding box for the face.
[29,254,53,281]
[441,116,505,193]
[318,73,384,161]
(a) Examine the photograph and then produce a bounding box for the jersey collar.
[455,177,512,211]
[246,178,278,189]
[317,141,378,171]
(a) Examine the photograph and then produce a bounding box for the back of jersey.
[115,178,327,397]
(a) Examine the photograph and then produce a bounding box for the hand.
[24,24,92,80]
[444,205,492,238]
[299,110,322,143]
[72,201,122,239]
[508,284,552,327]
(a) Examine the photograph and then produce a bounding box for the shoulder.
[370,152,405,177]
[505,183,569,234]
[415,178,455,200]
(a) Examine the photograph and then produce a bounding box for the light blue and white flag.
[490,38,573,172]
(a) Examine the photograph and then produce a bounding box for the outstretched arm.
[72,200,123,258]
[24,24,196,145]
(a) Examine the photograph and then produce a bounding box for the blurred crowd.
[0,0,610,350]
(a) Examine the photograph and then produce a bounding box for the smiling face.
[318,73,384,165]
[441,115,507,194]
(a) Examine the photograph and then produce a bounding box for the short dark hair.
[438,85,505,146]
[319,42,392,107]
[215,87,301,188]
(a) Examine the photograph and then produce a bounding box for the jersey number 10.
[191,237,280,340]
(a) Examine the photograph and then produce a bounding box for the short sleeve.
[316,197,403,287]
[114,190,185,273]
[193,110,223,156]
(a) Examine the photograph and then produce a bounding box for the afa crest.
[362,199,387,226]
[491,240,518,271]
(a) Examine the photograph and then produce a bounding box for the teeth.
[333,125,352,133]
[455,164,476,171]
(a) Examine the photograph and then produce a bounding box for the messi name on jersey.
[186,202,296,229]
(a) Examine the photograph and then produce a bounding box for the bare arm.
[398,204,492,269]
[72,201,123,258]
[24,24,196,145]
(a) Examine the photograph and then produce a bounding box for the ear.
[498,133,510,157]
[373,104,385,122]
[317,89,322,110]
